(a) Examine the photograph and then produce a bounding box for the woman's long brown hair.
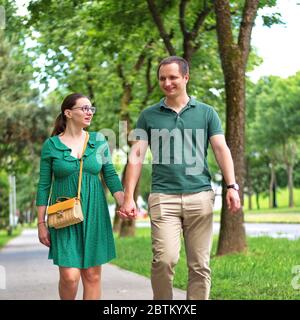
[51,93,88,136]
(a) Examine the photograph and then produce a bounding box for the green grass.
[244,206,300,214]
[213,211,300,223]
[214,191,300,223]
[113,228,300,300]
[243,213,300,223]
[210,237,300,299]
[243,188,300,210]
[0,226,22,249]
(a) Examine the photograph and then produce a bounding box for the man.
[120,56,240,300]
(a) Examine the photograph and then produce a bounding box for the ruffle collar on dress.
[49,132,102,162]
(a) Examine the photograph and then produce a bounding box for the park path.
[0,229,186,300]
[1,221,299,300]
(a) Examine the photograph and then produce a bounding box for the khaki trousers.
[148,190,215,300]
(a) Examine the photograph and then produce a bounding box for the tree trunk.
[118,163,141,237]
[30,198,35,224]
[272,182,277,208]
[215,22,247,256]
[119,179,140,238]
[84,63,97,108]
[118,92,136,236]
[215,0,259,255]
[115,63,142,237]
[216,65,247,254]
[114,64,135,237]
[113,207,121,233]
[115,50,154,236]
[246,158,252,210]
[284,142,296,208]
[256,192,260,210]
[248,192,252,211]
[287,164,294,208]
[269,163,276,208]
[113,163,140,236]
[119,219,136,237]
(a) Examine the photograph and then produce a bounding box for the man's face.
[158,63,189,99]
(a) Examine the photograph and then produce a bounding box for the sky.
[14,0,300,84]
[249,0,300,81]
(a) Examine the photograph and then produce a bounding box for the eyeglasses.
[72,105,96,114]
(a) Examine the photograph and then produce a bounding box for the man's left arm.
[209,134,241,213]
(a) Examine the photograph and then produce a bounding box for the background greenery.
[0,0,299,251]
[1,1,299,227]
[0,0,300,299]
[113,228,300,300]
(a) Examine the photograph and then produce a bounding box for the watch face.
[233,183,239,191]
[228,183,239,191]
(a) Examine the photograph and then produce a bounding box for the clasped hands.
[117,198,137,219]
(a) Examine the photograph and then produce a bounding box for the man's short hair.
[157,56,189,78]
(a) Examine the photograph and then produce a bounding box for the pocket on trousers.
[209,190,215,205]
[187,190,215,216]
[148,193,161,219]
[207,190,215,213]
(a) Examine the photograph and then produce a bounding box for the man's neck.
[164,94,190,112]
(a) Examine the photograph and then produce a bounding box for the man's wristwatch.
[227,183,239,191]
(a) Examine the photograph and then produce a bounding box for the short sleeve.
[131,112,149,141]
[36,139,53,206]
[208,108,224,138]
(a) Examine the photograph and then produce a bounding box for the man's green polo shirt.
[135,96,224,194]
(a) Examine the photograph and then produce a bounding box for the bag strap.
[77,132,89,200]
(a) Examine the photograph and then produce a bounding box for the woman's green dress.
[36,131,123,268]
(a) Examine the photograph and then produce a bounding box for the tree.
[0,1,50,228]
[214,0,260,255]
[25,0,265,241]
[26,0,166,236]
[146,0,214,63]
[248,75,300,208]
[0,171,9,228]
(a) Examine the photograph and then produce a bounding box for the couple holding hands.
[36,56,240,300]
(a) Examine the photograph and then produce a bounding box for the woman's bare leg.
[58,267,81,300]
[81,266,102,300]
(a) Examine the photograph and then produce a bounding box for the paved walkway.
[0,229,186,300]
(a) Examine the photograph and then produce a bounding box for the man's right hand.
[119,198,137,219]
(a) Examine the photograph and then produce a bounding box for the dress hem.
[48,255,116,269]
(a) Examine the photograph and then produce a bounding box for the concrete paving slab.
[0,229,186,300]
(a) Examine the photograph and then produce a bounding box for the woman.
[36,93,125,300]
